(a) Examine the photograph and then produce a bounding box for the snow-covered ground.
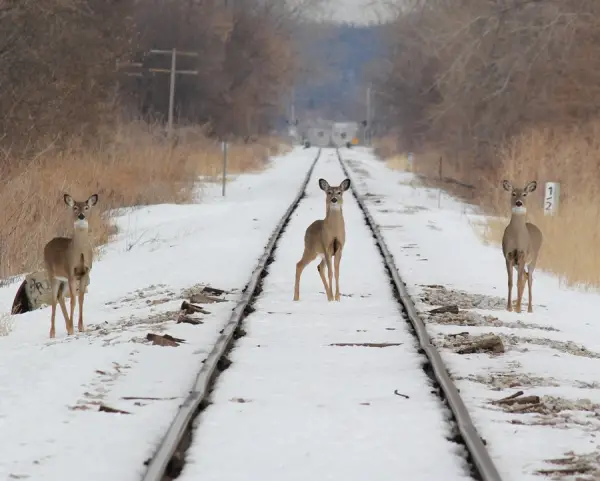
[179,150,473,481]
[341,147,600,481]
[4,143,596,481]
[0,145,318,481]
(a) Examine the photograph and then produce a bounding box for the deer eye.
[512,192,516,197]
[84,205,89,210]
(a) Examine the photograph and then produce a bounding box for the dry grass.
[375,123,600,289]
[475,124,600,288]
[374,136,413,171]
[0,122,288,283]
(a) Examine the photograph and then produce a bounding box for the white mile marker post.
[544,182,560,216]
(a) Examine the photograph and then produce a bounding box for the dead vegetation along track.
[139,148,322,481]
[337,149,502,481]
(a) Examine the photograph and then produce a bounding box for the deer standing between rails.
[44,193,98,338]
[501,181,543,313]
[293,178,351,302]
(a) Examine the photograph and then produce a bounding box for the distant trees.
[0,0,134,156]
[291,22,386,121]
[372,0,600,161]
[126,0,300,139]
[0,0,304,158]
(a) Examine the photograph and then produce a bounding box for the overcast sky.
[317,0,395,24]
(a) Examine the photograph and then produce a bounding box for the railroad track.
[141,147,502,481]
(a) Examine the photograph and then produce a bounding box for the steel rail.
[141,147,322,481]
[335,149,503,481]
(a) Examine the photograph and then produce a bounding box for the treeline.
[292,22,385,120]
[373,0,600,166]
[0,0,301,158]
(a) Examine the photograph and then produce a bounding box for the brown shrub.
[0,123,287,282]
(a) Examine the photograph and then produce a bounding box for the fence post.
[437,156,443,208]
[222,140,228,197]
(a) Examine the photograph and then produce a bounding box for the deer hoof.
[527,306,533,313]
[334,293,341,301]
[506,304,512,312]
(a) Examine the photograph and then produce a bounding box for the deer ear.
[318,178,330,191]
[340,178,351,191]
[87,194,99,206]
[502,180,512,192]
[525,181,537,193]
[64,194,74,207]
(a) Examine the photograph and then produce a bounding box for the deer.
[501,180,543,313]
[293,177,351,302]
[43,193,98,338]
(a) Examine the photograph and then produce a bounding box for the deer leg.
[317,257,330,298]
[77,277,86,332]
[527,267,534,313]
[57,283,72,335]
[506,257,514,312]
[325,253,334,301]
[294,250,316,301]
[516,253,526,313]
[68,279,77,335]
[333,248,342,301]
[49,278,59,338]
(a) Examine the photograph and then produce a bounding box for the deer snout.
[515,200,523,207]
[78,213,85,220]
[330,197,338,204]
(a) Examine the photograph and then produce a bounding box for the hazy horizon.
[307,0,396,25]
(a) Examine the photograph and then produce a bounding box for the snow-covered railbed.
[178,150,473,481]
[0,146,319,481]
[341,147,600,481]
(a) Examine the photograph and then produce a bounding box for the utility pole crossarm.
[148,49,200,137]
[148,68,199,75]
[149,49,199,57]
[116,48,199,138]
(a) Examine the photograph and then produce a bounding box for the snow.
[341,147,600,481]
[4,143,597,481]
[0,145,318,481]
[179,150,472,481]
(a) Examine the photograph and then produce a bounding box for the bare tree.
[373,0,600,161]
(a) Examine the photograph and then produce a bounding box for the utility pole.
[366,83,372,146]
[291,86,296,125]
[116,50,199,137]
[147,49,199,138]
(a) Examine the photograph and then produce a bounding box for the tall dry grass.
[476,124,600,288]
[0,122,288,283]
[376,122,600,289]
